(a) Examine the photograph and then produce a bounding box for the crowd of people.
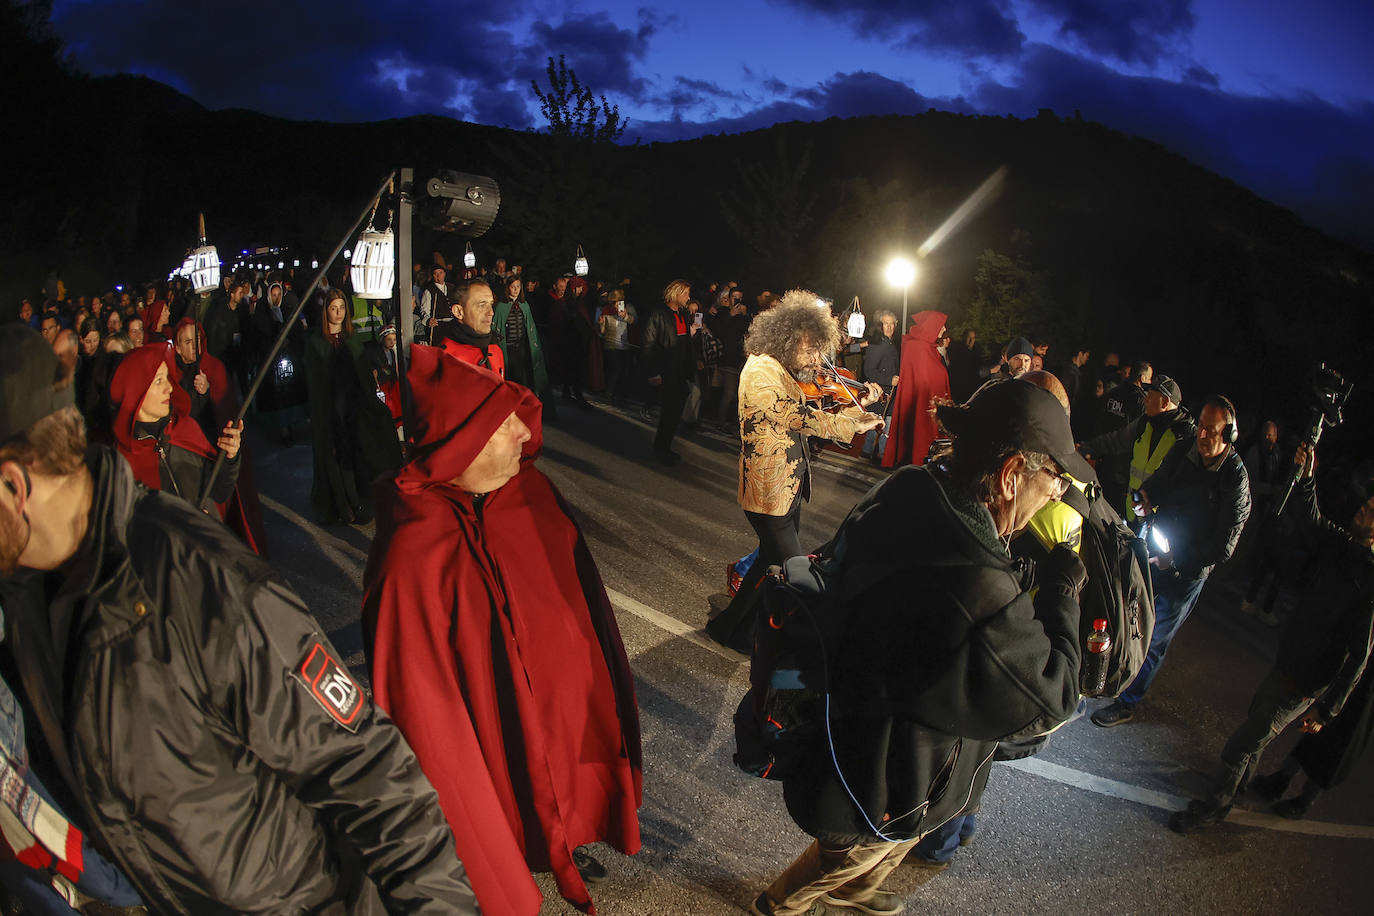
[2,253,1371,916]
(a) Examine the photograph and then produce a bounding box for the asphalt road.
[245,395,1372,916]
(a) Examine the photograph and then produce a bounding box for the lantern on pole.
[845,296,866,339]
[189,213,221,294]
[352,199,395,299]
[463,241,476,269]
[573,244,589,277]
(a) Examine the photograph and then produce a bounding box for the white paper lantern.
[351,229,395,299]
[573,244,589,277]
[463,242,476,269]
[190,245,220,293]
[846,310,866,339]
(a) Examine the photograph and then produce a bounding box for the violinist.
[705,291,884,652]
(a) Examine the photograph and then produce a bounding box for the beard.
[0,504,29,577]
[793,366,818,385]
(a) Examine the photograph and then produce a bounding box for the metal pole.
[198,169,397,511]
[901,286,909,334]
[396,168,414,451]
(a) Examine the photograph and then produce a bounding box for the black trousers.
[706,502,804,651]
[653,377,690,454]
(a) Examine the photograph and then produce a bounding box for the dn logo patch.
[299,643,365,732]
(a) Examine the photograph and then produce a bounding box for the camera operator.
[1092,395,1251,728]
[748,380,1090,916]
[1170,440,1374,832]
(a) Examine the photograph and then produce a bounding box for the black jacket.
[861,334,899,394]
[782,466,1082,843]
[1142,444,1251,582]
[1275,479,1374,720]
[642,305,693,383]
[0,447,475,915]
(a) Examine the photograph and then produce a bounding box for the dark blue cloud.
[971,44,1374,241]
[51,0,653,127]
[629,70,958,142]
[775,0,1025,58]
[1029,0,1195,65]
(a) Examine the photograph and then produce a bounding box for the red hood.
[904,310,947,345]
[141,300,170,338]
[111,343,190,451]
[396,345,543,492]
[172,317,208,361]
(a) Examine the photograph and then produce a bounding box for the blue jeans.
[909,813,978,864]
[1118,569,1208,707]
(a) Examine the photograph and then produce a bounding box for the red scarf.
[363,347,641,915]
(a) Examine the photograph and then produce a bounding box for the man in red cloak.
[362,346,642,916]
[881,310,949,468]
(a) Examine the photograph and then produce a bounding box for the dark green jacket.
[492,299,549,394]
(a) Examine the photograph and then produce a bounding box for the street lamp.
[884,257,917,332]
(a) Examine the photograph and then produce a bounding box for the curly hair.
[744,289,840,364]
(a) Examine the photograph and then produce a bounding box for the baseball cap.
[937,379,1097,484]
[1145,375,1182,406]
[0,325,75,444]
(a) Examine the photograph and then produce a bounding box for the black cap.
[937,379,1097,484]
[1007,337,1034,359]
[1145,375,1182,406]
[0,325,75,444]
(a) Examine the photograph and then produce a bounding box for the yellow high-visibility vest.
[1128,424,1176,498]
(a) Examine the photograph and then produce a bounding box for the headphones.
[1207,395,1239,445]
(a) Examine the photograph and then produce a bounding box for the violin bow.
[820,353,872,403]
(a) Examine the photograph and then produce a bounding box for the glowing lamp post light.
[884,256,917,332]
[189,213,221,294]
[351,228,395,299]
[573,244,589,277]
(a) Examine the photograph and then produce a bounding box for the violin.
[799,366,865,408]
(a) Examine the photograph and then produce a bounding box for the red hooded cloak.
[881,310,950,468]
[362,346,642,916]
[172,317,268,553]
[140,300,171,342]
[110,343,217,487]
[110,342,260,552]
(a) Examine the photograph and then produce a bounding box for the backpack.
[732,533,882,781]
[1075,482,1155,697]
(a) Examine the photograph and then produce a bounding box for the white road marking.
[606,587,745,663]
[1006,754,1374,840]
[266,491,1373,841]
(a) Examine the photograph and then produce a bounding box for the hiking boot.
[749,893,826,916]
[1091,701,1136,728]
[901,855,950,872]
[1273,795,1315,820]
[1246,770,1293,803]
[1169,799,1231,834]
[820,890,904,915]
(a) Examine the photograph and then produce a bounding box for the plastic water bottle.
[1082,618,1112,696]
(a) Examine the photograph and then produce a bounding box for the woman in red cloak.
[109,343,252,545]
[171,317,269,552]
[362,346,642,916]
[881,309,949,468]
[141,299,172,342]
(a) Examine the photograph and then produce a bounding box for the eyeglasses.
[1040,466,1070,499]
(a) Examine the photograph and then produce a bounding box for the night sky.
[52,0,1374,241]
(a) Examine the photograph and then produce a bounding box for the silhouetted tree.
[718,135,817,280]
[531,54,626,144]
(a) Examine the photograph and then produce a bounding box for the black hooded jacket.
[781,465,1082,844]
[0,447,475,915]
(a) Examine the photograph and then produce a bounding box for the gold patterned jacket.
[737,353,869,515]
